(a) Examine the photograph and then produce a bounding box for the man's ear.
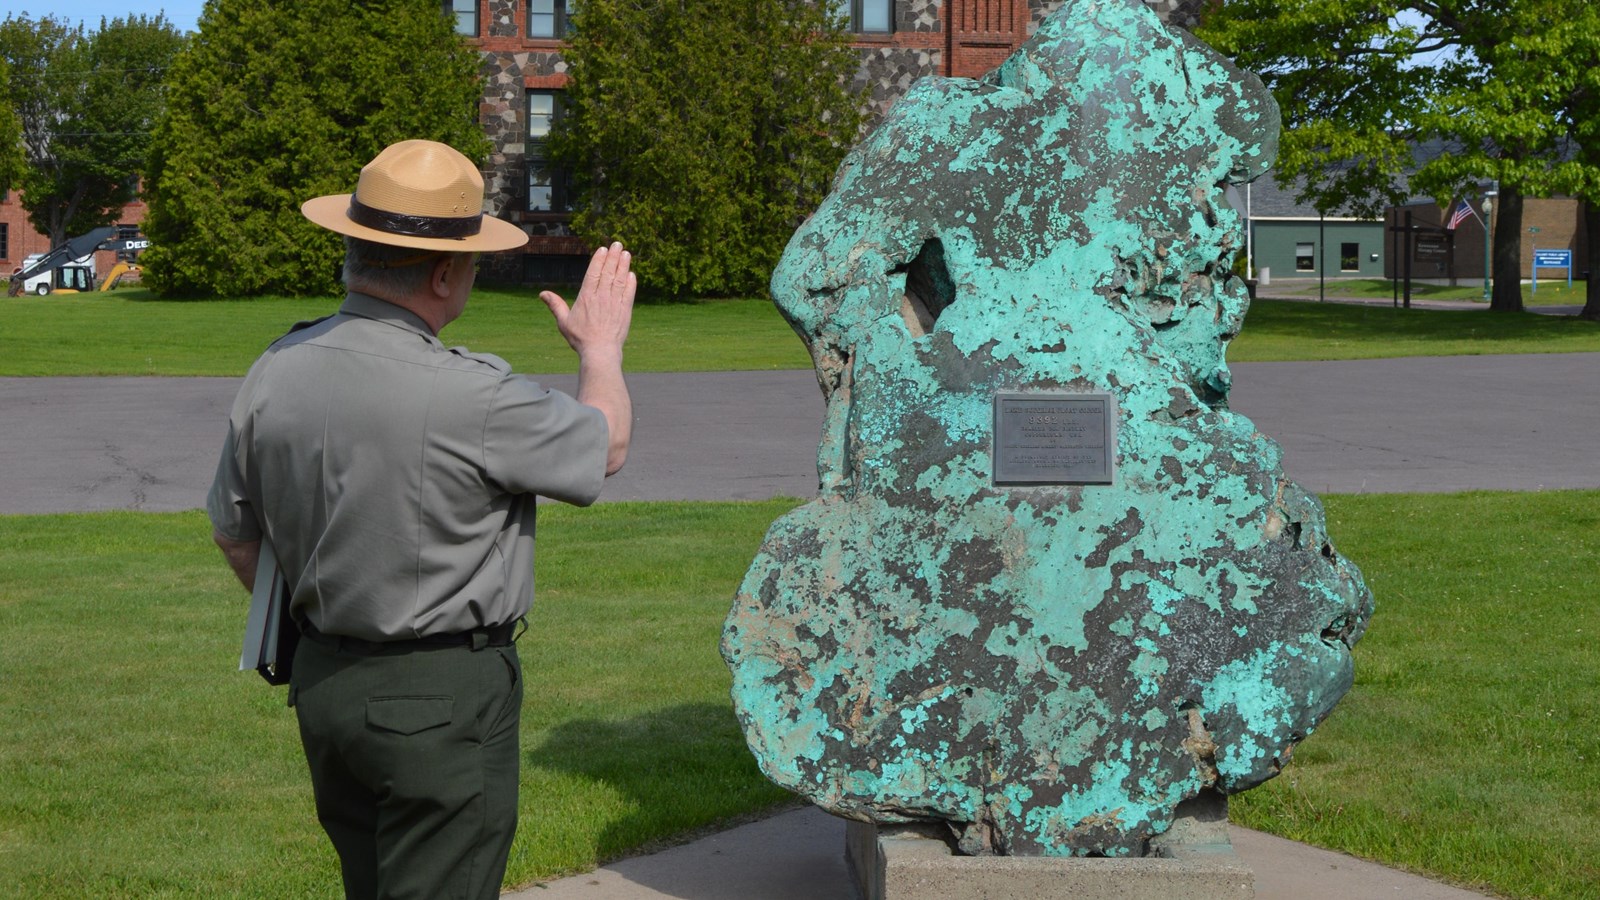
[428,255,455,299]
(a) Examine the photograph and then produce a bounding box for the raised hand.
[539,242,636,362]
[538,242,637,475]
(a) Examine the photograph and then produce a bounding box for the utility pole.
[1245,182,1253,278]
[1391,209,1399,307]
[1482,191,1495,303]
[1403,209,1414,309]
[1319,212,1326,302]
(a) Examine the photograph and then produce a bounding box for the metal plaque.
[993,393,1116,485]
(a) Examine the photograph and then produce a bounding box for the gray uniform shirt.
[207,291,607,641]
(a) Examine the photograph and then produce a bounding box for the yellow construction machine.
[96,262,142,292]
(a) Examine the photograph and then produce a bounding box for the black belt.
[302,619,520,654]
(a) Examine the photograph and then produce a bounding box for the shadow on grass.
[524,702,795,866]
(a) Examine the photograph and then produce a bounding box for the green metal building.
[1237,176,1387,282]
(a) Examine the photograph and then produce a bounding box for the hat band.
[348,195,483,240]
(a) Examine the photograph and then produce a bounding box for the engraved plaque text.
[993,393,1116,485]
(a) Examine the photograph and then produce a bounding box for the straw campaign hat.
[301,140,528,252]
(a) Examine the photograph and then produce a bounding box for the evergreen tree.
[0,14,179,248]
[552,0,864,300]
[143,0,487,297]
[1201,0,1600,314]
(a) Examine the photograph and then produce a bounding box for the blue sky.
[2,1,207,33]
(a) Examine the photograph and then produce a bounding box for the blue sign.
[1531,248,1573,293]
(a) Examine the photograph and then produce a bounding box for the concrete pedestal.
[845,794,1253,900]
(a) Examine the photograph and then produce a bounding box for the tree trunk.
[1584,200,1600,321]
[1491,184,1524,313]
[45,215,65,252]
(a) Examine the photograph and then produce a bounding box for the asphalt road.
[1,352,1596,515]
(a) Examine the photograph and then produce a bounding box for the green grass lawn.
[0,287,1595,376]
[0,287,811,376]
[1228,298,1600,360]
[1,492,1595,898]
[1230,490,1600,899]
[0,502,795,896]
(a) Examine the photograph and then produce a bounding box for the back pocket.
[367,696,454,735]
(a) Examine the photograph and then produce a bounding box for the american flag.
[1446,198,1475,230]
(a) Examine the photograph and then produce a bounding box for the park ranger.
[207,139,635,898]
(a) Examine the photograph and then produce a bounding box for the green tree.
[1201,0,1600,315]
[143,0,487,297]
[0,14,180,248]
[0,60,26,200]
[551,0,864,300]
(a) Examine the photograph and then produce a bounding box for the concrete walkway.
[506,807,1494,900]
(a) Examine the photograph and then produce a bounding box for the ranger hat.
[301,140,529,252]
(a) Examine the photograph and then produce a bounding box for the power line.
[23,131,155,137]
[7,65,175,82]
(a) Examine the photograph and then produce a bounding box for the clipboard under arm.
[239,539,299,685]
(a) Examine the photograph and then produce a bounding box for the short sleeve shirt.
[207,292,608,641]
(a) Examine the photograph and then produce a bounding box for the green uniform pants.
[290,633,523,900]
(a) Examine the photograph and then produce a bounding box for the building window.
[1340,242,1359,272]
[528,91,568,212]
[529,0,576,38]
[447,0,477,36]
[116,224,142,261]
[0,223,8,260]
[523,253,589,285]
[831,0,892,33]
[1295,242,1315,272]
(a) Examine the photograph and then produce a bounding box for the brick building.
[0,0,1206,289]
[456,0,1209,282]
[1386,197,1588,286]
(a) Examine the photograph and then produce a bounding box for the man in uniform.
[206,139,635,898]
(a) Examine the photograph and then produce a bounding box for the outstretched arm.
[540,242,636,475]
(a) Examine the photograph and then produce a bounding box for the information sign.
[1531,248,1573,293]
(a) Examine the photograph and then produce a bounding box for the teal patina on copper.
[721,0,1372,857]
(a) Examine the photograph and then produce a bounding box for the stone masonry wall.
[486,0,518,37]
[855,48,942,123]
[899,0,944,31]
[477,46,576,282]
[478,50,567,218]
[853,0,942,123]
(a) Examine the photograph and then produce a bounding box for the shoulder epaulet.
[267,314,335,349]
[288,314,335,334]
[447,345,513,374]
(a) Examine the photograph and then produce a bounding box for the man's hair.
[342,237,457,296]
